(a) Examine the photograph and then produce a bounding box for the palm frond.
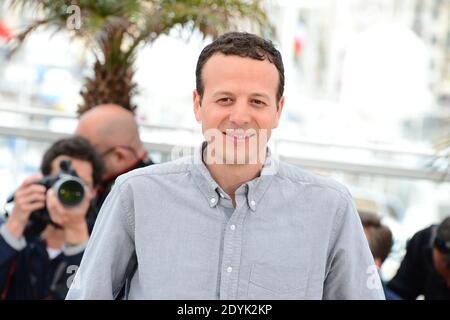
[7,0,272,114]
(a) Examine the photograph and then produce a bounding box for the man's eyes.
[251,99,267,107]
[217,97,233,104]
[216,98,267,107]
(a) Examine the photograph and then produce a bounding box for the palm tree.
[7,0,271,114]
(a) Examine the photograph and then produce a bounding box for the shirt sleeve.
[322,192,386,300]
[65,179,135,300]
[386,230,427,300]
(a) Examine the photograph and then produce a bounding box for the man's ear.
[193,89,202,124]
[115,147,129,162]
[273,96,285,129]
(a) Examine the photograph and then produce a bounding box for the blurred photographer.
[387,216,450,300]
[358,210,401,300]
[0,136,103,300]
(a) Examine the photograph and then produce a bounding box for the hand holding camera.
[5,174,47,240]
[5,160,91,243]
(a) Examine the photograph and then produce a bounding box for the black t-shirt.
[387,225,450,300]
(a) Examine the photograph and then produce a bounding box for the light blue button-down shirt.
[66,143,385,300]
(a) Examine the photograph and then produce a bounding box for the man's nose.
[229,101,251,126]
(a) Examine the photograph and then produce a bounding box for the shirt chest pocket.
[247,263,308,299]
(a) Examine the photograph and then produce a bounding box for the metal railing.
[0,123,448,182]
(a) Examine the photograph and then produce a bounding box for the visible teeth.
[225,131,254,139]
[226,133,248,139]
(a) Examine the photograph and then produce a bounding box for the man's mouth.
[222,129,256,141]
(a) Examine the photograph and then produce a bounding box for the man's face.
[75,124,114,178]
[193,54,284,165]
[75,124,137,178]
[432,248,450,288]
[51,155,94,192]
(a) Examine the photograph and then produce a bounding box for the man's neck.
[204,150,266,206]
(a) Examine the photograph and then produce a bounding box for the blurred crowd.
[1,103,449,300]
[0,104,153,299]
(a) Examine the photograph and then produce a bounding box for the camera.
[6,160,86,239]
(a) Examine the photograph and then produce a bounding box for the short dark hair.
[195,32,284,103]
[359,211,393,263]
[436,217,450,244]
[435,216,450,266]
[40,136,104,187]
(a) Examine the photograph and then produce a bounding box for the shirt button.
[210,198,216,204]
[250,200,256,207]
[230,225,236,231]
[226,267,233,273]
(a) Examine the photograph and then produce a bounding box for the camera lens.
[56,179,85,207]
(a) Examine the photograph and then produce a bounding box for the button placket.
[224,196,251,299]
[227,205,249,299]
[220,229,235,299]
[219,199,243,299]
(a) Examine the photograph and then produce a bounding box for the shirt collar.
[191,141,278,212]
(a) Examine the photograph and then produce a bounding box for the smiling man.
[66,32,384,300]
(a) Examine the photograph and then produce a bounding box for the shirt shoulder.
[275,160,352,200]
[114,156,193,186]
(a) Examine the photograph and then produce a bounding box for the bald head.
[76,104,140,148]
[75,104,146,177]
